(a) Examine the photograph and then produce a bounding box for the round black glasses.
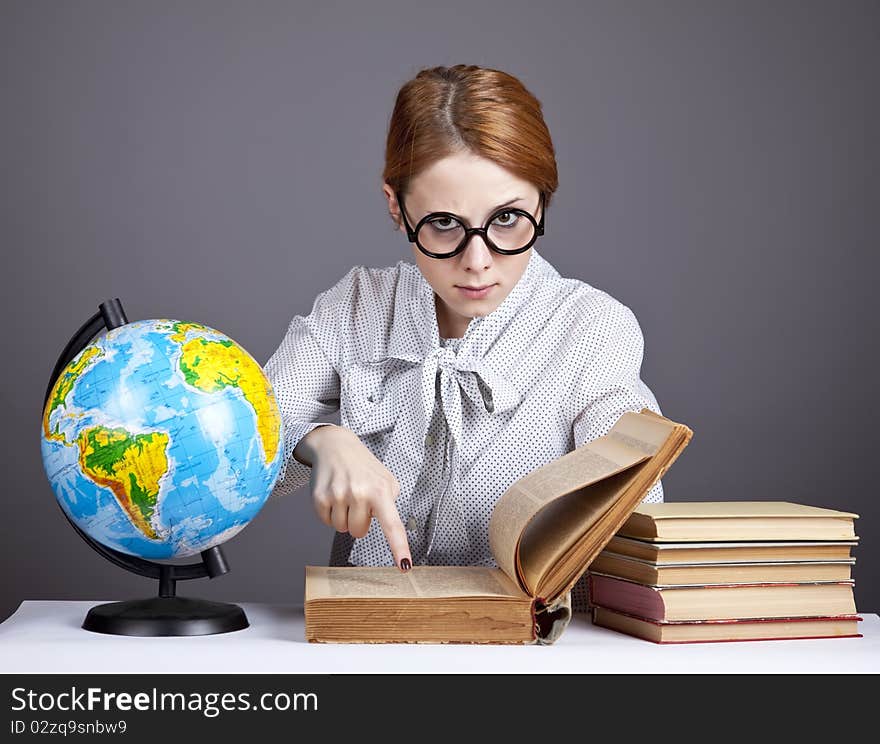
[395,191,545,259]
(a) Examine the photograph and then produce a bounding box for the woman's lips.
[456,284,496,299]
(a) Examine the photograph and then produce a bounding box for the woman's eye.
[493,211,519,228]
[428,217,459,232]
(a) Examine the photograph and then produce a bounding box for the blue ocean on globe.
[40,319,284,560]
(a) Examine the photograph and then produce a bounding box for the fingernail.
[400,558,411,572]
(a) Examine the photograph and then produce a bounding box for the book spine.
[531,599,538,642]
[532,594,574,645]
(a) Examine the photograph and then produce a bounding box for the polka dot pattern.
[263,248,664,614]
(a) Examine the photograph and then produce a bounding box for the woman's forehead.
[407,153,529,196]
[406,152,535,209]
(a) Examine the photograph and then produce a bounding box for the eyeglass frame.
[395,190,546,259]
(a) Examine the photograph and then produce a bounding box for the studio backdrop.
[2,0,877,622]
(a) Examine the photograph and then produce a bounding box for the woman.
[264,64,664,613]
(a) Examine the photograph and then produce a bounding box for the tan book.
[618,502,859,542]
[589,550,855,585]
[591,606,863,644]
[304,409,693,644]
[588,572,858,621]
[603,535,858,563]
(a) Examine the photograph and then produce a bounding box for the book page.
[605,409,684,453]
[305,566,416,601]
[488,410,665,594]
[407,566,524,599]
[305,565,524,601]
[493,410,693,603]
[539,417,692,601]
[518,464,647,593]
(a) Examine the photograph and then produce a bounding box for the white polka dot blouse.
[263,247,664,613]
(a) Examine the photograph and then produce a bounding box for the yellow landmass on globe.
[77,426,170,540]
[177,335,281,465]
[166,321,209,344]
[42,346,104,445]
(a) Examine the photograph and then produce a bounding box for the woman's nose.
[459,233,494,270]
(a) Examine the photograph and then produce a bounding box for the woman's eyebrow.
[488,196,525,212]
[428,196,525,219]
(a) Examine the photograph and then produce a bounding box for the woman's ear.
[381,182,404,231]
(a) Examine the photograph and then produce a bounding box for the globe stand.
[45,298,249,636]
[81,554,249,637]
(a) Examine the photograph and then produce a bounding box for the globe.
[40,318,283,561]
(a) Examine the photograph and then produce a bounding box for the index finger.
[371,497,412,571]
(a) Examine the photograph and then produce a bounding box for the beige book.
[618,502,859,542]
[589,550,855,585]
[304,409,693,645]
[591,606,863,644]
[603,535,858,563]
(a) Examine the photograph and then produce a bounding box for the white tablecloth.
[1,601,876,674]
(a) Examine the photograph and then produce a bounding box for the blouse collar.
[384,247,553,364]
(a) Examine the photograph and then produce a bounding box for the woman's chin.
[451,298,501,318]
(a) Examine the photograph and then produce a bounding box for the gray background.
[2,0,877,624]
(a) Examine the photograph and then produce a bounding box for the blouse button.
[425,433,435,446]
[406,516,418,531]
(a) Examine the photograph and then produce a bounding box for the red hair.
[383,65,559,208]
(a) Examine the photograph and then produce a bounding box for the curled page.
[489,410,693,605]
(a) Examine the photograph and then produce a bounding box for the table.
[1,601,876,673]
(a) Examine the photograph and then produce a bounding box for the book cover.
[602,535,858,564]
[591,605,864,644]
[589,550,855,585]
[618,502,859,542]
[588,572,858,621]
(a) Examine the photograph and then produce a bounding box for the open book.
[304,408,693,645]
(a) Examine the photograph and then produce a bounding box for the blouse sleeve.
[569,299,665,613]
[571,298,664,505]
[262,275,353,501]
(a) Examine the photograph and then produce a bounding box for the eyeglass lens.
[417,211,536,255]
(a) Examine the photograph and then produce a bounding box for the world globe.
[40,318,283,561]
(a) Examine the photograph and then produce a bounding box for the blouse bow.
[344,344,523,566]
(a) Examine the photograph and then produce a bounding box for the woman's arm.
[262,267,413,568]
[570,297,664,503]
[263,293,345,501]
[569,298,664,612]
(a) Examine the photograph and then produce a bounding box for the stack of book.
[588,502,862,644]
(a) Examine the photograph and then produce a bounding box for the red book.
[587,572,857,621]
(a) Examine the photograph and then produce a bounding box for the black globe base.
[82,596,249,637]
